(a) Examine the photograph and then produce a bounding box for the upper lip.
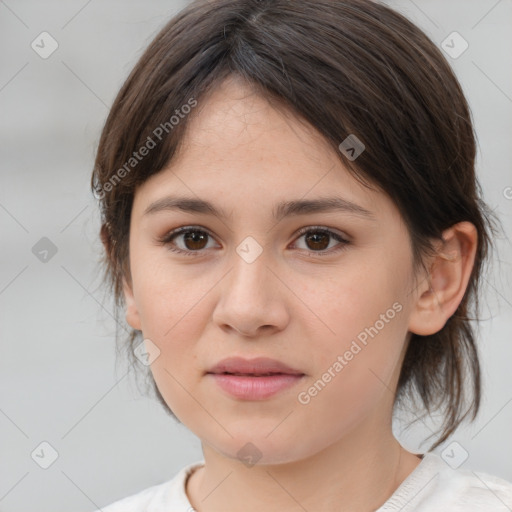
[207,357,304,376]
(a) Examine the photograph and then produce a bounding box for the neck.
[186,420,421,512]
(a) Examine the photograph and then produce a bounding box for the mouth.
[206,356,304,376]
[212,371,299,377]
[206,357,305,400]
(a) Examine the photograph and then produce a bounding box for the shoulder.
[380,452,512,511]
[443,464,512,511]
[91,460,204,512]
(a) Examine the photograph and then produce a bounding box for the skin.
[120,75,477,512]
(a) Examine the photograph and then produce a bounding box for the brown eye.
[182,230,209,250]
[293,227,349,256]
[161,227,219,255]
[304,231,330,251]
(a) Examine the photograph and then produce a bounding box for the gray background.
[0,1,511,511]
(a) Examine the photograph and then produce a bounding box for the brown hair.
[91,0,500,449]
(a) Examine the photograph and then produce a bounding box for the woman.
[91,0,512,510]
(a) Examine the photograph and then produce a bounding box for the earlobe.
[100,223,113,263]
[408,222,477,336]
[101,223,142,331]
[123,277,142,331]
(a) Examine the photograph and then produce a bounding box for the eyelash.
[158,225,350,258]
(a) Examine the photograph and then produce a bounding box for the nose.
[212,245,290,338]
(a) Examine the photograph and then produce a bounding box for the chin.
[205,430,317,467]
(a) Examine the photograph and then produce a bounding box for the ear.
[408,221,478,336]
[100,223,112,259]
[122,277,142,331]
[100,223,141,331]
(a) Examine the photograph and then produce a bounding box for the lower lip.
[207,373,304,400]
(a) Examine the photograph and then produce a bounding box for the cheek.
[309,257,409,347]
[299,256,410,407]
[130,248,210,340]
[131,259,211,420]
[293,303,408,450]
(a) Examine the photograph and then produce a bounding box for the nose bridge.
[227,236,270,299]
[211,235,284,334]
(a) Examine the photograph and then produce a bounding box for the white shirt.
[93,452,512,511]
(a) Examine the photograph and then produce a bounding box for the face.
[123,76,422,465]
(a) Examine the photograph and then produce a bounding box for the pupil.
[306,232,329,250]
[185,231,207,250]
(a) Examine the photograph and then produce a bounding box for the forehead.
[178,77,335,173]
[133,76,397,225]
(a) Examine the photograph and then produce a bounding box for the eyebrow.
[143,195,376,221]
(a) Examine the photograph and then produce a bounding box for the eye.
[291,226,349,256]
[159,226,219,256]
[158,225,349,257]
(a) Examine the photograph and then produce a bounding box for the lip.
[207,356,304,376]
[206,357,305,400]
